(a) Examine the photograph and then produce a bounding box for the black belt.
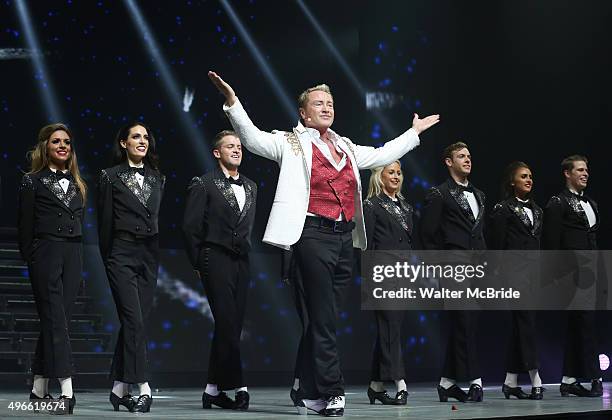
[35,234,81,242]
[304,216,355,233]
[115,231,154,243]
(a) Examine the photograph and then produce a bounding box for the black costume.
[182,167,257,390]
[363,193,413,382]
[489,197,543,374]
[420,179,486,381]
[97,162,165,384]
[542,189,600,381]
[18,168,83,378]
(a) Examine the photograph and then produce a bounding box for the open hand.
[208,71,237,107]
[411,113,440,135]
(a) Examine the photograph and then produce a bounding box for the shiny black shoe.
[234,391,249,410]
[437,384,468,402]
[290,388,299,406]
[502,384,529,400]
[590,380,603,397]
[529,386,545,400]
[467,384,484,402]
[30,392,53,400]
[49,394,76,415]
[133,394,152,413]
[321,395,344,417]
[560,382,595,397]
[395,390,408,405]
[109,391,136,412]
[367,387,395,405]
[30,393,53,412]
[202,391,235,409]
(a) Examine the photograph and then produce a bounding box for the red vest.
[307,145,356,221]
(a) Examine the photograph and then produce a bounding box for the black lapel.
[473,189,485,228]
[509,198,533,231]
[117,163,150,210]
[447,180,476,224]
[239,179,254,223]
[376,194,412,233]
[38,169,77,211]
[562,189,590,229]
[212,169,241,216]
[532,203,543,236]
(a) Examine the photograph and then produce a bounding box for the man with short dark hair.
[209,71,439,416]
[182,130,257,410]
[420,142,486,403]
[542,155,602,397]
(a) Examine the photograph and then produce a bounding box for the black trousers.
[506,311,539,373]
[29,239,82,378]
[441,311,480,381]
[105,238,158,384]
[293,226,352,399]
[200,245,249,390]
[563,310,600,380]
[370,310,405,381]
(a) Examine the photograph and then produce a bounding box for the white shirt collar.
[128,161,144,169]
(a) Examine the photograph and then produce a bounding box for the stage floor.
[0,384,610,419]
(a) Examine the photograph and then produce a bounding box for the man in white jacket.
[209,71,439,416]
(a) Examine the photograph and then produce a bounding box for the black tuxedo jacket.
[363,193,413,250]
[18,168,84,262]
[542,188,598,250]
[420,179,486,250]
[97,162,165,261]
[489,197,542,250]
[182,167,257,271]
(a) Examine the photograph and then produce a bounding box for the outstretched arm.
[352,112,440,170]
[209,71,284,162]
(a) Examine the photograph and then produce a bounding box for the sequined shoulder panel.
[426,186,442,200]
[546,196,562,207]
[99,169,112,185]
[188,176,205,189]
[19,174,34,191]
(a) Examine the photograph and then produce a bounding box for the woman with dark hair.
[18,123,87,414]
[363,161,412,405]
[489,161,545,400]
[98,122,164,413]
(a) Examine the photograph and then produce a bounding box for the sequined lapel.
[213,176,241,216]
[509,201,533,230]
[39,172,77,210]
[239,181,254,223]
[563,192,590,228]
[448,183,476,223]
[377,195,412,233]
[117,167,153,209]
[532,205,543,236]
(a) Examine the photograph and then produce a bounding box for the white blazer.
[224,98,420,250]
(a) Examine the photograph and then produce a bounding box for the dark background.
[1,0,610,385]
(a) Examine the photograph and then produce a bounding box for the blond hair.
[27,123,87,201]
[367,161,404,199]
[297,83,333,109]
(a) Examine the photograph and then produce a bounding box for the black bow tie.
[228,177,243,186]
[458,185,474,193]
[569,192,588,203]
[54,171,71,180]
[515,199,532,210]
[131,167,145,176]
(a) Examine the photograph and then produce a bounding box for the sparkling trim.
[377,194,412,233]
[213,177,241,216]
[39,173,77,209]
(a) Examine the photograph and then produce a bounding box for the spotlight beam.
[123,0,213,169]
[15,0,62,122]
[295,0,426,177]
[218,0,295,122]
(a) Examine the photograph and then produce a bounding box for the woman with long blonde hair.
[363,160,413,405]
[18,123,87,414]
